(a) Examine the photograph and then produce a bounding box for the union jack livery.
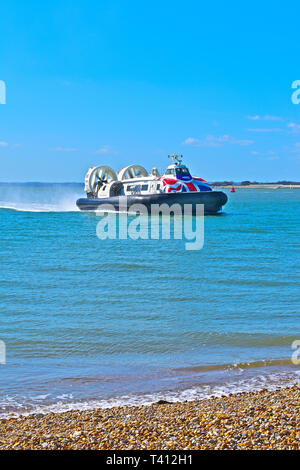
[77,154,228,214]
[159,154,213,193]
[162,174,212,193]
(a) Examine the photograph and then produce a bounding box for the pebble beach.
[0,385,299,450]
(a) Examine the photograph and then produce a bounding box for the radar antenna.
[168,154,183,165]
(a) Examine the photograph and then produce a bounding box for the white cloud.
[247,128,283,133]
[0,142,21,148]
[287,122,300,133]
[182,137,200,145]
[219,135,254,146]
[94,145,116,155]
[247,115,260,120]
[247,115,283,121]
[55,147,78,152]
[264,115,283,121]
[251,150,279,160]
[286,142,300,154]
[182,134,253,147]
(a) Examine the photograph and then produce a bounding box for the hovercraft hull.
[76,191,227,214]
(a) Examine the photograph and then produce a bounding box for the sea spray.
[0,183,84,212]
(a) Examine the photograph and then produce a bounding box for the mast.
[168,154,183,165]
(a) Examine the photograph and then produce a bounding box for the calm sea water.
[0,183,299,416]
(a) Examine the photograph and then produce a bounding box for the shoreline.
[212,184,300,189]
[0,385,298,450]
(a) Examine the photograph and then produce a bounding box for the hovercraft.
[76,155,227,214]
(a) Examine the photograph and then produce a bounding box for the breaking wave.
[0,367,299,419]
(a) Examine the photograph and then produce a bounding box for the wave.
[0,367,298,419]
[175,358,295,373]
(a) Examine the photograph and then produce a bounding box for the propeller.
[96,177,108,189]
[86,165,118,195]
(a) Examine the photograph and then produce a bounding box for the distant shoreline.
[212,184,300,189]
[0,182,300,189]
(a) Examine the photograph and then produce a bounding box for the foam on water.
[0,182,83,212]
[0,369,298,419]
[0,202,79,212]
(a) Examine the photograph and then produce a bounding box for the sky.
[0,0,300,182]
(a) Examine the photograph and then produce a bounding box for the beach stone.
[0,385,298,450]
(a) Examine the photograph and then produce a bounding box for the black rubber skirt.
[76,191,228,215]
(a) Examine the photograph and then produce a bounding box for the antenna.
[168,154,183,165]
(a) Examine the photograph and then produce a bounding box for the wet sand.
[0,386,299,450]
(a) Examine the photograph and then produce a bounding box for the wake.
[0,183,83,213]
[0,202,80,212]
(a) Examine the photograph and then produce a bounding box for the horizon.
[1,178,300,185]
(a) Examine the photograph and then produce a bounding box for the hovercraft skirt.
[76,191,227,214]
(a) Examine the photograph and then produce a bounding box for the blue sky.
[0,0,300,182]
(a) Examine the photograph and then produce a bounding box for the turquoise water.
[0,184,299,416]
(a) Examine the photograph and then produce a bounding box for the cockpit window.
[165,168,176,175]
[176,167,190,176]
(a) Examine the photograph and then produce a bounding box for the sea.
[0,183,299,417]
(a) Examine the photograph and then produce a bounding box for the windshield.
[176,167,190,176]
[165,168,176,175]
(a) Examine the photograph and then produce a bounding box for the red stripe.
[193,177,207,182]
[163,178,177,185]
[186,182,197,191]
